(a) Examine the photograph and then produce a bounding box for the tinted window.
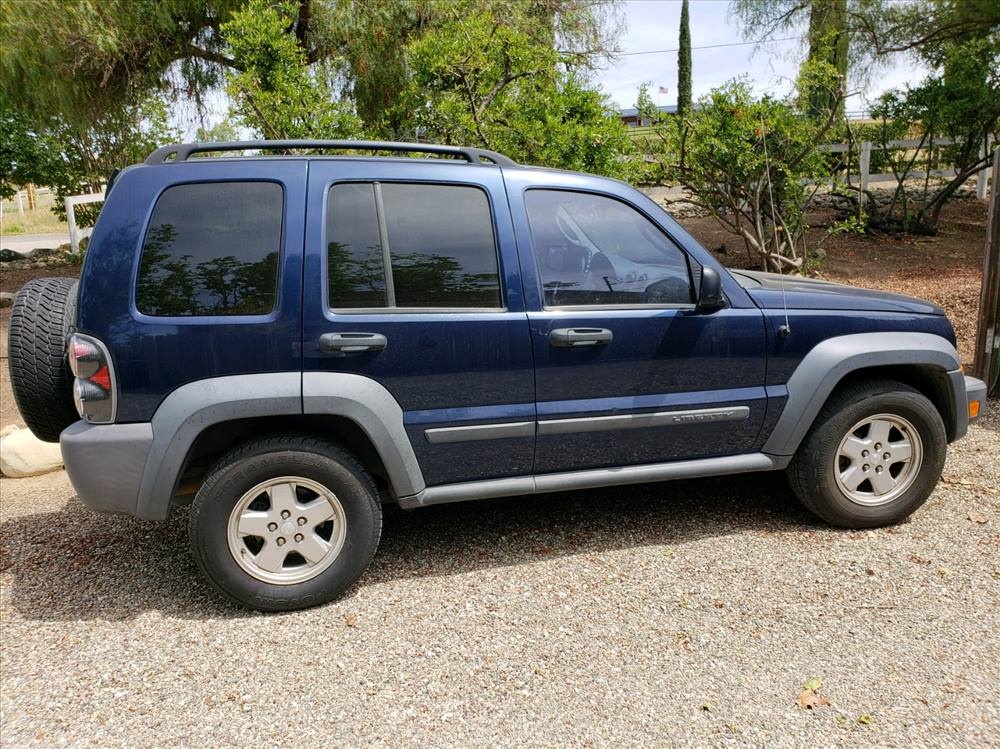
[381,184,501,308]
[525,190,693,307]
[136,182,282,316]
[325,182,502,310]
[327,183,387,308]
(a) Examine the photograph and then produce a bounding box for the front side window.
[136,181,283,316]
[525,190,694,307]
[326,182,502,310]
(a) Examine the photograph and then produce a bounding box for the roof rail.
[144,140,517,167]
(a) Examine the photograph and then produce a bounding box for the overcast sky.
[596,0,929,114]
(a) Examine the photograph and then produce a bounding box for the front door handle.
[319,332,388,353]
[549,327,613,348]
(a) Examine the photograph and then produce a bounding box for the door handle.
[319,332,388,353]
[549,327,613,348]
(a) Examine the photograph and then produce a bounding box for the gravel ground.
[0,407,997,747]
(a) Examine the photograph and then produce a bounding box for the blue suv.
[7,140,987,611]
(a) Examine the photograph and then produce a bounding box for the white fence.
[817,136,995,199]
[65,192,105,254]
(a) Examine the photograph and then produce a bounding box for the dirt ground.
[681,198,988,367]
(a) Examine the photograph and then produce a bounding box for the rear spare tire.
[8,277,80,442]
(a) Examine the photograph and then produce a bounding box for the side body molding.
[302,372,425,498]
[762,332,962,457]
[137,373,302,519]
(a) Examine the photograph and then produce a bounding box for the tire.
[787,379,947,529]
[189,435,382,611]
[7,278,79,442]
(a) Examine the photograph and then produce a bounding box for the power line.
[620,37,798,56]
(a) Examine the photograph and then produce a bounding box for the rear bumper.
[60,420,153,516]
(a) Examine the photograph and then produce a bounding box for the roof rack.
[144,140,517,167]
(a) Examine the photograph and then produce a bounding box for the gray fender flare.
[302,371,425,498]
[762,332,962,457]
[136,373,302,519]
[136,372,425,520]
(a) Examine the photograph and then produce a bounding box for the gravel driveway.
[1,409,997,747]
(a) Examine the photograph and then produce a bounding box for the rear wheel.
[189,435,381,611]
[787,380,947,528]
[7,278,79,442]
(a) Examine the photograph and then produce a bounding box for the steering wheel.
[644,275,691,304]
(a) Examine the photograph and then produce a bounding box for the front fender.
[762,332,962,457]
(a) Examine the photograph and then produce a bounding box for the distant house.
[619,104,676,127]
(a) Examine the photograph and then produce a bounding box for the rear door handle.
[319,332,388,353]
[549,327,613,348]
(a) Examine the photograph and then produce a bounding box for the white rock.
[0,428,63,477]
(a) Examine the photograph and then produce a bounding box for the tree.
[0,0,622,140]
[677,0,692,119]
[401,2,634,178]
[804,0,848,118]
[843,32,999,233]
[0,0,246,122]
[1,94,179,226]
[850,0,1000,57]
[657,76,843,273]
[731,0,849,119]
[0,101,64,200]
[221,0,361,140]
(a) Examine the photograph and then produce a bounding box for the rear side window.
[136,181,283,316]
[326,182,502,309]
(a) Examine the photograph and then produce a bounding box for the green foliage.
[659,80,835,273]
[677,0,692,118]
[195,117,241,142]
[804,0,848,119]
[221,0,362,140]
[401,3,634,178]
[1,96,179,226]
[851,0,1000,58]
[0,0,244,121]
[841,32,999,233]
[0,102,63,200]
[731,0,849,118]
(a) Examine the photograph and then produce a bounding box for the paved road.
[0,233,70,254]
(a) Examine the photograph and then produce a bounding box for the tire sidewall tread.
[8,277,80,442]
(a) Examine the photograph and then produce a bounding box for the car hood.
[731,269,945,315]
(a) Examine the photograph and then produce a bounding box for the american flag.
[658,86,669,94]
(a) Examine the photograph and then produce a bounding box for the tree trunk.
[805,0,848,120]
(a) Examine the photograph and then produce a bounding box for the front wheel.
[189,435,381,611]
[787,380,947,528]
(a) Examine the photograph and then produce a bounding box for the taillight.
[68,333,116,423]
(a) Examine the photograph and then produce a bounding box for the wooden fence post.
[65,198,79,255]
[973,146,1000,395]
[859,141,872,195]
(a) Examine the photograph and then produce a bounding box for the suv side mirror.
[696,266,725,311]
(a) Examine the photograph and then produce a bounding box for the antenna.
[759,113,792,338]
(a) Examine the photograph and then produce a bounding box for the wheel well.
[174,415,392,504]
[826,365,956,440]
